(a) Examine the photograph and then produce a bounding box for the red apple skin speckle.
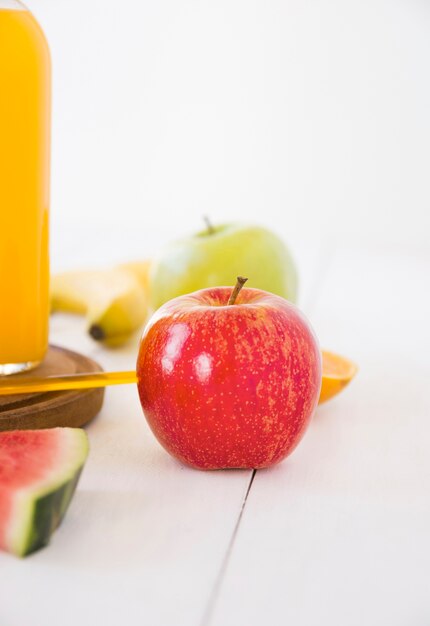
[136,287,322,470]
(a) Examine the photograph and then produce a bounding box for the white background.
[27,0,430,269]
[2,2,430,625]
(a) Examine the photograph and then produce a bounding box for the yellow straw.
[0,370,138,395]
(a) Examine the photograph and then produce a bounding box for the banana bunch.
[50,261,151,347]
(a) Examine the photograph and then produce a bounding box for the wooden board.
[0,345,105,431]
[1,239,429,626]
[209,243,430,626]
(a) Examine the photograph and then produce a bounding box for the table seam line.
[199,469,256,626]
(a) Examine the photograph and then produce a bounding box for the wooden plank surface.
[0,341,253,626]
[1,241,428,625]
[0,241,327,626]
[209,242,430,625]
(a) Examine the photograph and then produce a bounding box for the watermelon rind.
[4,429,89,557]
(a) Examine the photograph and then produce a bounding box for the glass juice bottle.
[0,1,50,374]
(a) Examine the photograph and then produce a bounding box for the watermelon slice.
[0,428,89,557]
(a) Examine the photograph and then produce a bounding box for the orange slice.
[319,350,357,404]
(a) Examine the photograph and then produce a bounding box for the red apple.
[136,279,322,470]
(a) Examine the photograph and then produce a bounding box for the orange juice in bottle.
[0,1,50,374]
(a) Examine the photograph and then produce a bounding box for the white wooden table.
[1,238,429,626]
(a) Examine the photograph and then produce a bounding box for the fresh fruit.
[51,270,104,315]
[51,266,149,346]
[149,222,298,312]
[118,260,152,292]
[137,279,321,470]
[319,350,357,404]
[0,427,89,557]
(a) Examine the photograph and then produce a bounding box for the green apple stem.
[203,215,215,235]
[228,276,248,305]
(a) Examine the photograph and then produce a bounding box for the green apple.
[149,222,298,311]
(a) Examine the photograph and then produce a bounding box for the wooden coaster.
[0,345,105,431]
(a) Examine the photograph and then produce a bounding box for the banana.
[51,265,150,346]
[51,270,108,315]
[117,260,152,292]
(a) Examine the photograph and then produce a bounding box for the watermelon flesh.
[0,428,89,557]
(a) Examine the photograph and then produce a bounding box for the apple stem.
[203,215,215,235]
[228,276,248,305]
